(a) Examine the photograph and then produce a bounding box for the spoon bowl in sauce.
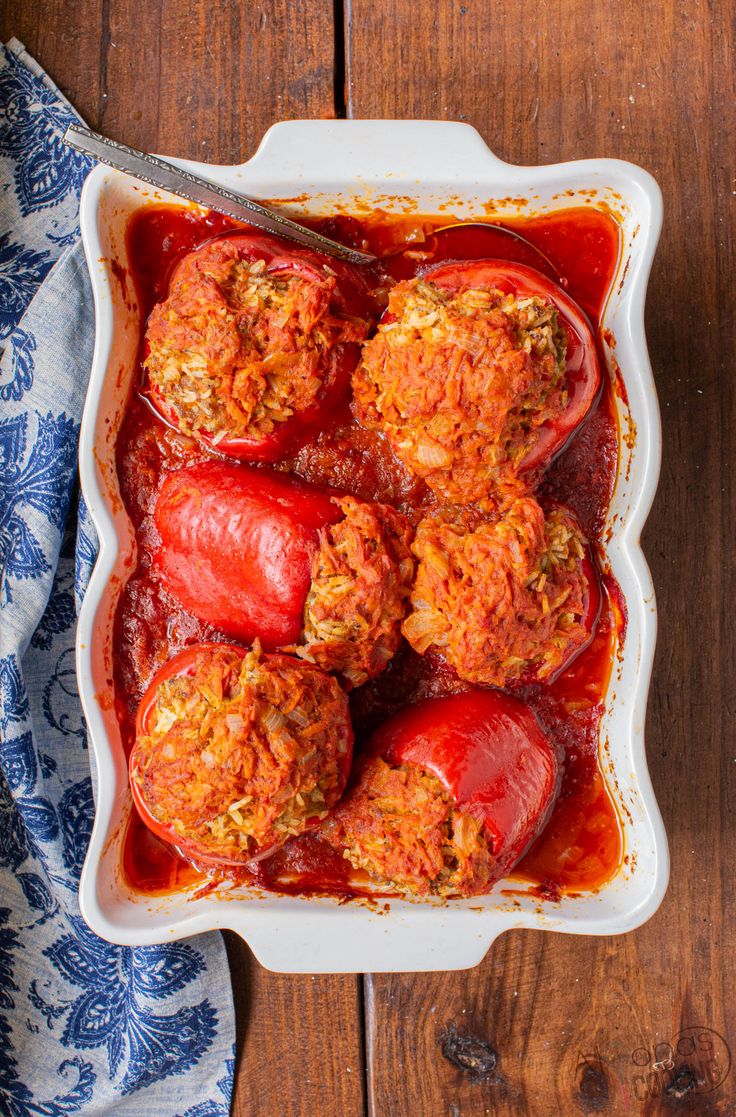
[387,221,563,284]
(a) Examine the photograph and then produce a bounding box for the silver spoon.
[430,222,561,280]
[63,123,378,267]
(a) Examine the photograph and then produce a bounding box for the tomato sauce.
[115,203,624,899]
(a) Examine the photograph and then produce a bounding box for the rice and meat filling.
[353,279,568,505]
[132,644,351,861]
[402,496,590,686]
[139,260,588,881]
[296,496,414,687]
[322,757,495,897]
[144,241,367,442]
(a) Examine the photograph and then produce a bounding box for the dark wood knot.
[440,1022,498,1081]
[577,1060,610,1110]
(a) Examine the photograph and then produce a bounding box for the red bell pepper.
[152,462,342,646]
[130,642,354,867]
[365,688,562,877]
[422,258,602,475]
[146,231,373,460]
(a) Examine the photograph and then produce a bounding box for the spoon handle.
[64,124,377,267]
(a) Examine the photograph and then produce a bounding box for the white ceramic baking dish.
[76,120,667,972]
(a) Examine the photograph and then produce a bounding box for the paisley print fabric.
[0,39,235,1115]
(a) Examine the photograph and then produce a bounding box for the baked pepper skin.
[366,688,561,878]
[152,462,342,647]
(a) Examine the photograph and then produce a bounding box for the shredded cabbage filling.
[132,643,351,861]
[145,246,367,443]
[402,497,590,685]
[322,757,495,897]
[353,279,568,505]
[294,497,414,687]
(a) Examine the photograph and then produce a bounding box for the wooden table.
[4,1,733,1113]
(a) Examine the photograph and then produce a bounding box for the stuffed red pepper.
[152,461,413,686]
[129,641,353,865]
[402,496,599,686]
[144,232,372,460]
[323,689,561,896]
[353,259,601,505]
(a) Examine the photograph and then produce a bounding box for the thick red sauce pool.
[115,204,623,899]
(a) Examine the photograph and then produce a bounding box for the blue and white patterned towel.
[0,39,235,1115]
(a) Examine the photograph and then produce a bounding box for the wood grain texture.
[1,0,336,160]
[2,0,734,1113]
[348,0,736,1114]
[225,936,366,1117]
